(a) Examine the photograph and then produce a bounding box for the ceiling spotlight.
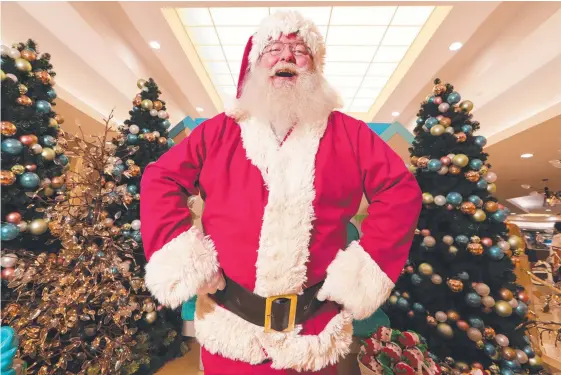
[149,41,161,50]
[196,107,204,113]
[545,209,551,212]
[392,111,400,117]
[520,153,533,158]
[449,42,463,51]
[521,184,531,189]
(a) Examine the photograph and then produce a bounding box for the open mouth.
[275,69,296,78]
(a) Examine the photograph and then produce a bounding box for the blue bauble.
[397,297,410,311]
[446,192,463,206]
[142,128,150,134]
[425,117,439,128]
[500,368,514,375]
[167,138,175,148]
[455,235,469,245]
[501,360,521,370]
[468,195,483,207]
[411,273,423,285]
[416,117,425,125]
[427,159,442,172]
[1,223,20,241]
[488,245,504,260]
[469,159,483,170]
[19,172,40,189]
[162,120,171,129]
[412,302,425,313]
[41,135,56,147]
[468,316,484,329]
[58,155,69,166]
[122,230,131,238]
[458,271,470,280]
[132,107,139,112]
[461,124,473,134]
[127,134,139,145]
[46,88,57,100]
[465,292,482,307]
[132,231,142,242]
[427,96,435,103]
[492,210,507,223]
[127,184,138,194]
[447,91,461,104]
[97,251,105,257]
[523,345,535,358]
[111,267,118,274]
[474,136,487,147]
[1,139,23,155]
[484,342,496,356]
[516,301,528,317]
[36,100,52,113]
[113,164,126,176]
[477,179,488,190]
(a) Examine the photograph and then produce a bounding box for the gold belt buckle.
[264,294,298,333]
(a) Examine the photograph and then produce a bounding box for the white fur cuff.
[145,227,219,309]
[317,241,394,320]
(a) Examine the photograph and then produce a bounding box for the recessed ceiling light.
[149,41,161,50]
[449,42,463,51]
[196,107,204,113]
[521,184,531,189]
[545,209,551,212]
[520,153,533,158]
[392,111,400,117]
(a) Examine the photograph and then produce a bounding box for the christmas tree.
[385,79,542,375]
[2,109,185,375]
[1,40,69,289]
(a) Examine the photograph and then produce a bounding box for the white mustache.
[269,62,302,76]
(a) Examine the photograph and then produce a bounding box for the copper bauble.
[502,347,517,360]
[427,316,437,326]
[433,84,446,95]
[447,310,460,321]
[499,288,514,301]
[129,165,141,176]
[35,71,50,84]
[484,327,496,339]
[110,226,121,236]
[1,268,15,281]
[21,49,37,61]
[461,202,476,215]
[448,165,461,175]
[158,136,167,145]
[484,201,498,213]
[145,133,156,142]
[105,181,116,190]
[454,132,467,143]
[417,157,429,169]
[456,320,469,331]
[518,291,529,303]
[447,278,463,292]
[133,97,142,106]
[1,121,17,136]
[411,156,419,166]
[17,95,32,106]
[402,292,410,299]
[19,134,38,146]
[465,171,480,182]
[468,243,484,255]
[439,117,451,127]
[55,114,65,124]
[124,195,133,205]
[6,212,22,224]
[51,176,65,189]
[153,100,163,110]
[1,170,16,185]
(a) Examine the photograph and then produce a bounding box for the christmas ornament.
[459,100,474,112]
[2,139,24,155]
[476,179,488,190]
[416,157,429,169]
[468,243,483,255]
[137,79,147,89]
[431,274,442,284]
[51,176,65,188]
[474,283,490,296]
[494,334,509,347]
[15,57,32,72]
[517,291,529,303]
[158,110,169,119]
[461,202,476,215]
[437,166,449,175]
[1,268,15,280]
[418,263,433,276]
[434,195,446,206]
[465,171,480,182]
[1,121,17,136]
[422,192,434,204]
[494,301,513,317]
[515,350,528,364]
[423,236,436,247]
[162,119,172,129]
[448,246,458,255]
[498,241,511,251]
[427,159,442,171]
[427,316,437,326]
[487,245,504,260]
[17,95,32,106]
[468,316,484,329]
[486,183,496,193]
[437,323,454,339]
[411,273,422,285]
[6,212,22,224]
[58,155,69,166]
[461,124,473,134]
[482,295,495,308]
[0,253,18,268]
[498,288,513,301]
[150,108,158,116]
[447,92,461,104]
[55,114,65,124]
[473,209,487,222]
[447,278,463,292]
[455,235,469,244]
[1,223,19,241]
[141,99,153,110]
[127,134,139,144]
[454,132,467,143]
[491,210,507,222]
[18,83,28,94]
[433,83,446,95]
[440,117,451,127]
[36,100,52,113]
[47,88,57,99]
[153,100,163,110]
[465,292,482,307]
[128,165,141,177]
[443,235,454,245]
[474,136,487,147]
[29,218,48,235]
[1,170,16,185]
[452,154,469,167]
[467,328,482,342]
[448,165,461,175]
[515,301,528,317]
[435,311,447,322]
[21,49,36,61]
[41,135,56,147]
[167,138,175,147]
[484,201,499,213]
[19,172,40,189]
[41,147,56,161]
[507,235,523,250]
[129,124,140,134]
[438,103,450,113]
[446,192,462,206]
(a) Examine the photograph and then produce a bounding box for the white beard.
[235,62,342,138]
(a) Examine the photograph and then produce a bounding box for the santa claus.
[141,10,422,375]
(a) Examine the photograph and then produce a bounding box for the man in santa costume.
[141,10,422,375]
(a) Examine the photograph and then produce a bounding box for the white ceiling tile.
[382,26,421,46]
[270,7,332,25]
[218,86,237,96]
[349,104,372,112]
[327,26,387,46]
[205,61,231,75]
[187,27,220,45]
[228,61,242,76]
[336,87,359,98]
[362,76,389,88]
[197,46,226,60]
[392,6,434,26]
[211,74,235,86]
[324,62,369,76]
[222,45,245,61]
[367,62,398,76]
[177,8,213,26]
[350,98,374,108]
[330,6,396,25]
[355,87,382,98]
[216,27,255,45]
[326,76,364,87]
[317,26,328,39]
[210,7,269,26]
[326,46,377,62]
[373,46,408,62]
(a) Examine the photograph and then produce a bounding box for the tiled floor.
[157,341,203,375]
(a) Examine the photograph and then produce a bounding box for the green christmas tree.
[1,40,69,297]
[386,79,542,375]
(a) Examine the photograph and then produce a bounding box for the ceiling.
[1,1,560,217]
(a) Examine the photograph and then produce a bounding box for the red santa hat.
[236,11,326,99]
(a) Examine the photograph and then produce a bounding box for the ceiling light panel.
[178,5,435,113]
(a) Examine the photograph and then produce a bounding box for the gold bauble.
[468,243,484,255]
[508,235,523,251]
[129,165,141,176]
[55,114,65,124]
[422,192,434,205]
[484,201,499,213]
[0,70,5,81]
[418,262,433,276]
[43,187,54,197]
[158,137,167,145]
[411,156,419,166]
[486,183,496,193]
[41,147,56,161]
[460,100,474,112]
[29,218,49,235]
[51,176,65,189]
[15,58,32,72]
[433,84,446,95]
[153,101,163,110]
[21,49,37,61]
[141,99,153,110]
[11,165,25,175]
[446,310,460,321]
[528,356,543,369]
[437,323,454,339]
[473,209,487,222]
[464,171,480,182]
[1,170,17,186]
[18,84,28,95]
[137,79,147,89]
[1,121,17,136]
[499,288,514,301]
[430,125,446,136]
[452,154,469,167]
[494,300,513,317]
[122,223,132,230]
[461,202,476,215]
[53,145,64,155]
[144,311,157,324]
[49,118,58,127]
[475,341,485,350]
[479,166,488,175]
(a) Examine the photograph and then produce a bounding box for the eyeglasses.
[263,42,311,57]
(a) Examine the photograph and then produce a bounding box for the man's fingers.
[216,274,226,291]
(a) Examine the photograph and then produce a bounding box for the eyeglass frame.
[261,41,312,57]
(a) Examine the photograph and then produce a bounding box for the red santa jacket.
[140,111,422,371]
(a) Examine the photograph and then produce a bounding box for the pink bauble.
[495,334,509,347]
[498,204,505,210]
[498,241,511,251]
[509,298,519,308]
[474,283,490,296]
[436,115,444,121]
[421,229,431,237]
[438,166,449,175]
[438,103,450,113]
[447,153,455,159]
[434,97,443,105]
[481,237,493,247]
[447,204,454,211]
[467,327,482,342]
[440,156,451,166]
[482,296,495,307]
[484,171,497,183]
[435,311,447,322]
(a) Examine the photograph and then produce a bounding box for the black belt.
[209,275,325,332]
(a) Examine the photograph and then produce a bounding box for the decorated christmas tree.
[1,40,68,292]
[385,79,542,375]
